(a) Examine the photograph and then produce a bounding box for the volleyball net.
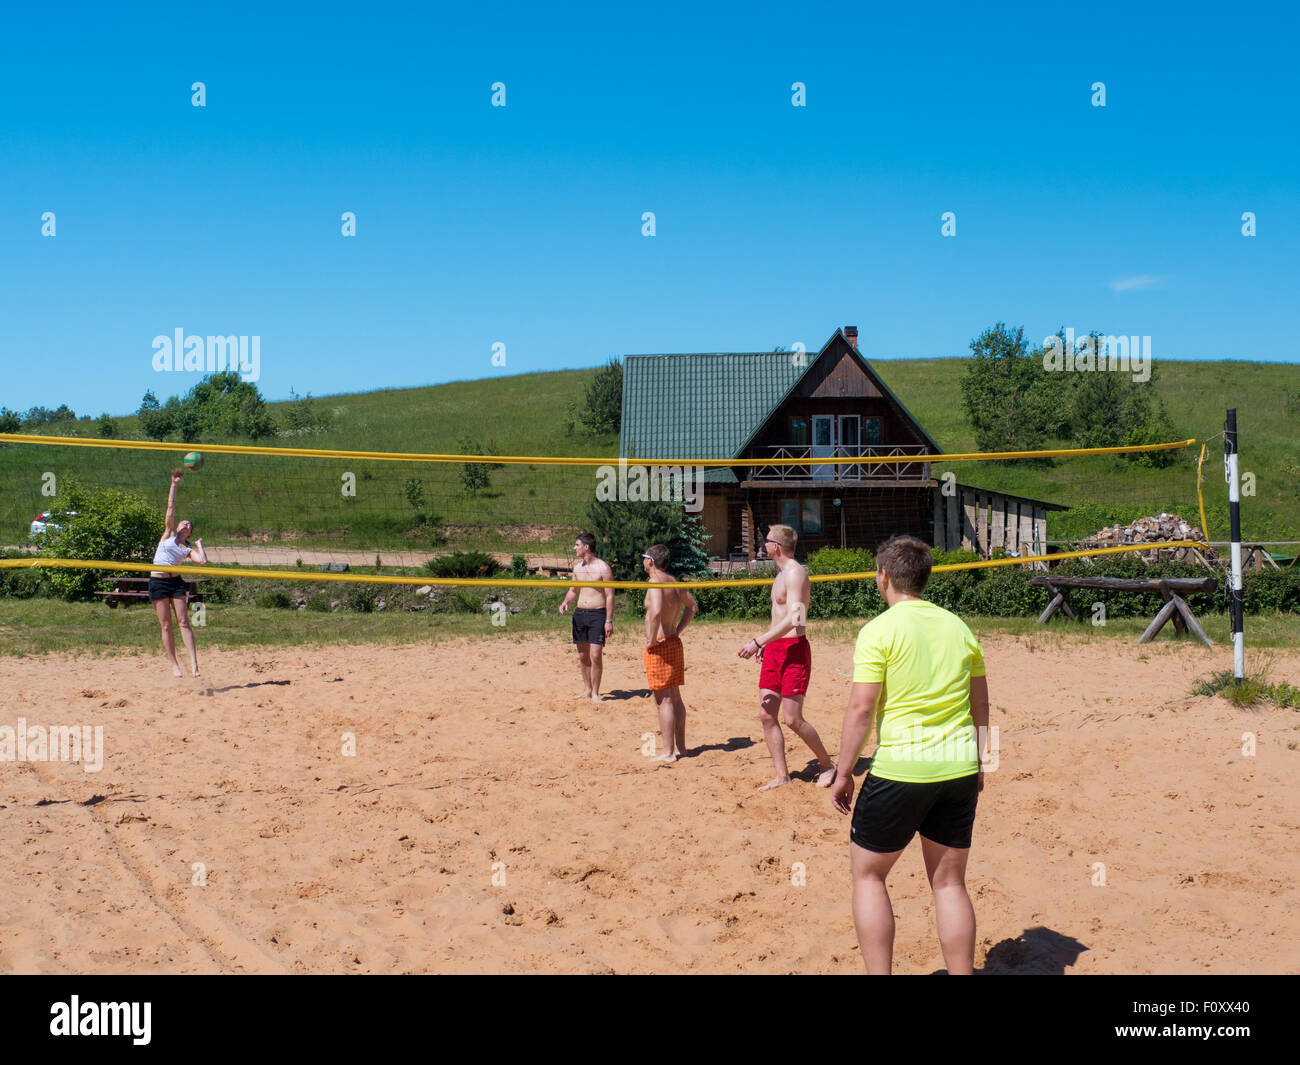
[0,432,1218,590]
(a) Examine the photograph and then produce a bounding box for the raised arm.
[163,469,182,537]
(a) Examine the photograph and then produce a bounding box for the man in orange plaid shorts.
[642,543,697,764]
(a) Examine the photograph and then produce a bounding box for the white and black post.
[1225,409,1244,683]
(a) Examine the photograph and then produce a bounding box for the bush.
[96,413,117,438]
[257,590,293,609]
[425,551,503,579]
[457,436,504,496]
[510,554,528,579]
[445,587,484,614]
[345,585,378,612]
[280,389,331,434]
[39,480,163,601]
[807,547,875,575]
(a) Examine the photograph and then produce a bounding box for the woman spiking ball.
[150,467,208,678]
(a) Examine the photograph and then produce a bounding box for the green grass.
[5,599,1300,659]
[4,358,1297,554]
[0,599,561,657]
[1191,660,1300,708]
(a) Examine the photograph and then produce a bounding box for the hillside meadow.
[2,359,1296,553]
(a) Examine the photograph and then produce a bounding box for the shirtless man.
[737,524,836,790]
[558,532,614,702]
[642,544,697,764]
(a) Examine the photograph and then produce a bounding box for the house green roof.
[620,351,807,469]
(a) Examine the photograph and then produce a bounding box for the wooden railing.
[744,444,930,483]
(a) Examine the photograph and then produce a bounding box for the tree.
[0,407,20,433]
[136,374,275,442]
[583,497,711,582]
[96,413,117,437]
[138,391,173,441]
[578,359,623,437]
[183,371,275,439]
[960,323,1056,453]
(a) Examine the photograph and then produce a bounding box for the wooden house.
[619,326,1064,560]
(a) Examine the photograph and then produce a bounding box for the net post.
[1225,409,1244,684]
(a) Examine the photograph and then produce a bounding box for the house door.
[811,415,834,482]
[839,415,860,480]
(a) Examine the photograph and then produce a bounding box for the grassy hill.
[872,358,1300,542]
[2,360,1297,553]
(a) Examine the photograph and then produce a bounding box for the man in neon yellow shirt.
[831,535,991,975]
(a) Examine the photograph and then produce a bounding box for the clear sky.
[1,0,1296,416]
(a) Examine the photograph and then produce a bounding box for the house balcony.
[740,444,932,486]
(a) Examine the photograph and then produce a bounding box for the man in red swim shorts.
[737,524,836,791]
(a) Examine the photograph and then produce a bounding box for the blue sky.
[1,0,1296,416]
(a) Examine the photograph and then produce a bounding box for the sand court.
[1,625,1296,974]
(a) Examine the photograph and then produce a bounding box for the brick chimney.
[844,325,858,350]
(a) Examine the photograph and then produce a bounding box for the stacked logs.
[1084,513,1218,563]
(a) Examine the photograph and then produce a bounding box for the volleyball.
[184,452,204,471]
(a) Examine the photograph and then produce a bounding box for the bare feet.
[575,690,593,700]
[757,775,790,791]
[191,669,201,678]
[651,751,679,765]
[816,764,836,788]
[171,664,183,678]
[590,692,602,704]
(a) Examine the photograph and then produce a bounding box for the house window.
[864,417,882,446]
[780,498,799,529]
[789,417,808,446]
[802,498,823,534]
[779,497,824,535]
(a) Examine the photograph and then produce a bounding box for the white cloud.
[1109,274,1166,292]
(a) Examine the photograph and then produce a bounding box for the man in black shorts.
[830,535,992,974]
[558,532,614,702]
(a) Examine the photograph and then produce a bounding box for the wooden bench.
[1031,575,1217,647]
[95,576,206,608]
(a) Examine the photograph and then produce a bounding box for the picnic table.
[1031,575,1218,648]
[94,575,206,607]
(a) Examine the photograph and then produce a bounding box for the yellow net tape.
[1196,442,1210,542]
[0,541,1213,590]
[0,433,1197,467]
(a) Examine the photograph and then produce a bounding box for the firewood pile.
[1084,513,1217,563]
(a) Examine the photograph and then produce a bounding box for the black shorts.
[850,770,979,853]
[148,575,189,601]
[571,607,606,645]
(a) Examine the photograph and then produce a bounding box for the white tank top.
[153,535,191,566]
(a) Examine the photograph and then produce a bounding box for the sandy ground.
[1,624,1296,974]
